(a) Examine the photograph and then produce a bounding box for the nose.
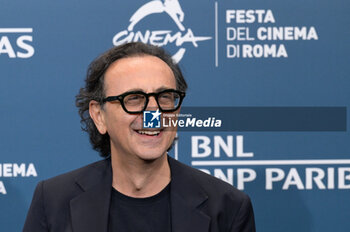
[146,96,158,110]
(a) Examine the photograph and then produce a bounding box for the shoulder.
[169,157,255,231]
[43,159,109,187]
[169,157,250,202]
[24,159,111,231]
[38,159,110,201]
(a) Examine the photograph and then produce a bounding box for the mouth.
[135,129,162,136]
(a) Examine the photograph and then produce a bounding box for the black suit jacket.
[23,157,255,232]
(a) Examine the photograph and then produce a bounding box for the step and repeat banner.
[1,0,349,231]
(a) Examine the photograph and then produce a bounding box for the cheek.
[104,108,140,133]
[163,128,177,143]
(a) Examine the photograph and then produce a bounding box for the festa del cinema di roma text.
[225,9,318,58]
[0,163,37,195]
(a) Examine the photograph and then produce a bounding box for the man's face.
[97,55,178,161]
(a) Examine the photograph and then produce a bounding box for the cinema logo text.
[0,28,35,58]
[0,163,37,195]
[189,135,350,190]
[113,0,211,62]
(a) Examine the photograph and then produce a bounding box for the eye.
[124,94,145,105]
[158,92,181,108]
[160,93,174,100]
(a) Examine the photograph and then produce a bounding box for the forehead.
[103,55,176,95]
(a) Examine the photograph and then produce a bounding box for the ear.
[89,100,107,134]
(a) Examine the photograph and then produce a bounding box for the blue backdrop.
[1,0,349,231]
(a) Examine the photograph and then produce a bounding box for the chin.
[136,149,167,162]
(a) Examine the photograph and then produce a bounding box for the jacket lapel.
[70,159,112,232]
[169,157,211,232]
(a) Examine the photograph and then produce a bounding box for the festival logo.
[112,0,211,62]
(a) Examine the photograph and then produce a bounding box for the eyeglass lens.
[123,91,180,112]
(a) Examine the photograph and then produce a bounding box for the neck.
[111,152,171,198]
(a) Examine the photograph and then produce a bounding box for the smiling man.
[23,42,255,232]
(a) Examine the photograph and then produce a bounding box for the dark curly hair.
[76,42,188,157]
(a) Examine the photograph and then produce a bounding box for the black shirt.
[108,183,172,232]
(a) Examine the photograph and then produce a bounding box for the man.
[23,42,255,232]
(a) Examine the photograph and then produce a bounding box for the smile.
[136,130,161,136]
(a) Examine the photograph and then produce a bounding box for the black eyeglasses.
[102,89,186,114]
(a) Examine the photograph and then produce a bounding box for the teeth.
[137,130,160,136]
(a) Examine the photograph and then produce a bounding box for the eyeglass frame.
[101,89,186,114]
